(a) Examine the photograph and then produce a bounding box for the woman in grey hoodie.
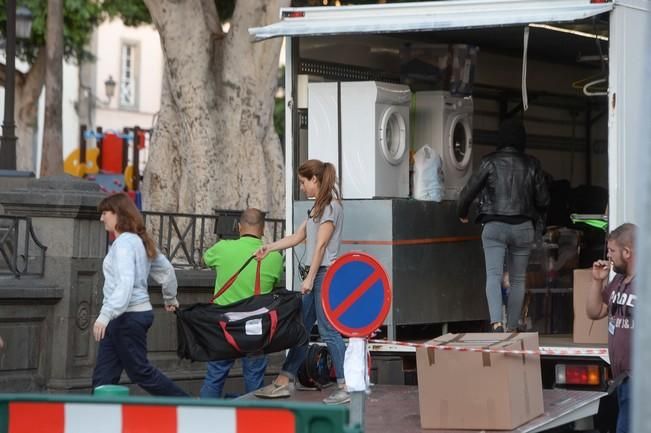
[92,193,188,396]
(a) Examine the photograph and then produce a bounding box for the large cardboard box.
[416,333,544,430]
[573,269,609,344]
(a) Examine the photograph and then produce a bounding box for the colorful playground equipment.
[64,125,149,194]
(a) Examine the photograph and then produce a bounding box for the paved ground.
[241,384,605,433]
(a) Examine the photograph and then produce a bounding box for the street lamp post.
[81,75,117,127]
[0,2,33,170]
[104,75,116,101]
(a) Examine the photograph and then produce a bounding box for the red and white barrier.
[8,402,295,433]
[367,339,609,358]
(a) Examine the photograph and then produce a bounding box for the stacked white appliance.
[308,81,411,199]
[413,91,474,200]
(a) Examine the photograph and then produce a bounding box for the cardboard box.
[416,333,544,430]
[573,269,608,344]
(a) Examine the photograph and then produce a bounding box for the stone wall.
[0,175,283,396]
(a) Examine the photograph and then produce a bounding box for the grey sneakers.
[255,381,350,405]
[491,322,505,332]
[323,388,350,405]
[254,381,292,399]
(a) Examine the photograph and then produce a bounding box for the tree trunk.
[41,0,64,176]
[220,2,287,218]
[15,49,46,172]
[0,49,46,173]
[142,64,181,212]
[143,0,221,215]
[142,0,288,218]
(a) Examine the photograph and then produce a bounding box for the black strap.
[209,255,257,303]
[607,372,629,395]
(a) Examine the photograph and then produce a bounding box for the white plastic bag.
[344,338,369,392]
[413,145,444,202]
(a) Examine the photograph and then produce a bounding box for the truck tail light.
[555,364,601,386]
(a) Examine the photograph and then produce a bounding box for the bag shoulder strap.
[254,258,261,296]
[210,255,261,303]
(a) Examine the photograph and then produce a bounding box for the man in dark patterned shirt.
[587,223,636,433]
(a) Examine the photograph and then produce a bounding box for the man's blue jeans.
[280,267,346,384]
[617,378,630,433]
[200,355,268,398]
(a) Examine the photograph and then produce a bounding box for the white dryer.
[340,81,411,199]
[413,91,474,200]
[307,82,339,168]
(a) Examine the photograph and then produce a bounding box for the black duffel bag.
[176,256,308,362]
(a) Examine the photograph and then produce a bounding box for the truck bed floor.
[242,385,605,433]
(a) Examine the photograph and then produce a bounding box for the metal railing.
[142,210,286,270]
[0,216,47,278]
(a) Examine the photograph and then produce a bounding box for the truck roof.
[249,0,613,41]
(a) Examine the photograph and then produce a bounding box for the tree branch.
[16,48,46,122]
[0,63,28,88]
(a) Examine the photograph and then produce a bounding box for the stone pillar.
[0,175,106,392]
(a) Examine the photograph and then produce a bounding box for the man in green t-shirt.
[200,208,283,398]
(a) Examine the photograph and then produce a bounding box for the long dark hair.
[299,159,340,221]
[98,193,157,259]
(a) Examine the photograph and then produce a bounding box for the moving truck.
[250,1,650,430]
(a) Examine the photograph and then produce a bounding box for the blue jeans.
[92,311,188,397]
[482,221,534,329]
[617,378,630,433]
[200,355,268,398]
[281,268,346,384]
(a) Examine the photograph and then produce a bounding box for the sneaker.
[491,322,505,333]
[323,388,350,405]
[254,381,292,399]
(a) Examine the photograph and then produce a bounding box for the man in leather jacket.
[457,118,550,332]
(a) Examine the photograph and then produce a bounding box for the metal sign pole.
[323,252,390,433]
[348,339,367,431]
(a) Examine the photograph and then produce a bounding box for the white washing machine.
[340,81,411,199]
[413,91,474,200]
[307,82,339,168]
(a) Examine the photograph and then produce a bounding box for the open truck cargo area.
[249,0,650,430]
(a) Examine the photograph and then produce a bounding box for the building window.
[120,43,138,108]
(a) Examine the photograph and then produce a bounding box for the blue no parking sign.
[321,252,392,337]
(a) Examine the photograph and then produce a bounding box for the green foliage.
[101,0,151,27]
[99,0,236,28]
[0,0,240,66]
[63,0,103,61]
[0,0,103,63]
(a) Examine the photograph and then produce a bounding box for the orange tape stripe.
[123,405,176,433]
[236,408,295,433]
[9,402,64,433]
[342,235,480,246]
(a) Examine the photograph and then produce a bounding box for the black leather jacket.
[457,147,550,222]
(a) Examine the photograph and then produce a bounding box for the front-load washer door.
[448,114,473,171]
[378,106,408,166]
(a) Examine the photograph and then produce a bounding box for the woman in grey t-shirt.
[254,159,349,405]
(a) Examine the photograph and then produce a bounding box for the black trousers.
[92,310,188,397]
